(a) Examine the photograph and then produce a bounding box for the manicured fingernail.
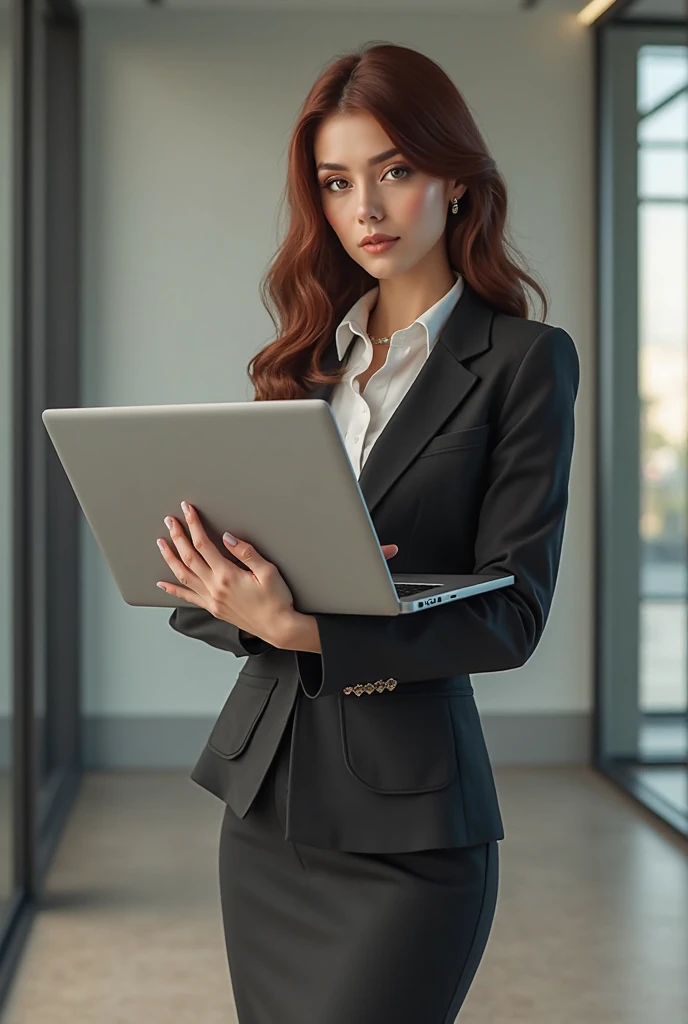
[156,582,166,590]
[157,539,165,550]
[181,501,190,517]
[223,532,237,546]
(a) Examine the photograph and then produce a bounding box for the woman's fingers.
[180,502,233,577]
[158,518,210,593]
[381,544,398,560]
[155,575,205,606]
[221,530,279,583]
[159,504,221,593]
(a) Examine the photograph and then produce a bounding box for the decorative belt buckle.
[343,678,398,696]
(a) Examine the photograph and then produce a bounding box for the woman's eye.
[384,166,411,181]
[321,165,412,192]
[324,178,348,192]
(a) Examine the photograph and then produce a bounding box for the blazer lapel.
[306,281,495,516]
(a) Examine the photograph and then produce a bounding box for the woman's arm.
[294,326,580,698]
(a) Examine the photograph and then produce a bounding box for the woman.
[161,41,579,1024]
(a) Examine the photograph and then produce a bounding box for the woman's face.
[313,110,465,279]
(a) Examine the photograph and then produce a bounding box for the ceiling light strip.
[577,0,620,26]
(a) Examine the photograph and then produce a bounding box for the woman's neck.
[367,261,457,340]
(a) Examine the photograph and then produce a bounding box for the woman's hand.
[156,501,297,646]
[156,501,399,647]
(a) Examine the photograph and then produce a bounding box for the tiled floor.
[2,767,687,1024]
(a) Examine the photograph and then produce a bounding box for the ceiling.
[77,0,687,16]
[78,0,588,12]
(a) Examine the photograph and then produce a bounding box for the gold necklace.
[369,334,391,345]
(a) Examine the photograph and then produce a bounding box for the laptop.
[42,400,514,616]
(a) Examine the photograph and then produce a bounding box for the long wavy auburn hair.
[249,41,548,402]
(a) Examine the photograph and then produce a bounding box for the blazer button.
[342,677,398,696]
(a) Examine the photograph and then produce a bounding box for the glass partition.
[638,43,688,756]
[598,22,688,838]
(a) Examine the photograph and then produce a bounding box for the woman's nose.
[356,190,384,222]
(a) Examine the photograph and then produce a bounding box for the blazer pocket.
[419,423,490,457]
[340,693,458,794]
[207,674,278,759]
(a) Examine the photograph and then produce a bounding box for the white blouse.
[330,273,465,479]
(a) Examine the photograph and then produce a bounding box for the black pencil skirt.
[218,715,499,1024]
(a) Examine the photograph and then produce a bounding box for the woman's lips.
[361,238,399,254]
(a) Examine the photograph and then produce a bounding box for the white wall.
[81,9,593,752]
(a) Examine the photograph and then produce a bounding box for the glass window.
[637,43,688,771]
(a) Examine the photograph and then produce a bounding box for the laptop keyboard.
[394,582,443,598]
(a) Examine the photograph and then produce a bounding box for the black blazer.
[169,282,580,853]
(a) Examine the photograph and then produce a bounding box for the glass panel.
[638,93,688,145]
[638,45,688,115]
[637,42,688,768]
[0,0,14,918]
[638,205,688,714]
[638,147,688,199]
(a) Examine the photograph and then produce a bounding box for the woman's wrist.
[274,611,322,653]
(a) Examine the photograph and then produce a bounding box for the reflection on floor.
[630,764,688,827]
[2,768,688,1024]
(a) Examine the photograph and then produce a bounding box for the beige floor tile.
[2,767,687,1024]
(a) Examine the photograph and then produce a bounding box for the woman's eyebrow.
[316,148,401,172]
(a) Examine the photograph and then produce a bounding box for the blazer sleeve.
[295,325,580,699]
[168,607,275,657]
